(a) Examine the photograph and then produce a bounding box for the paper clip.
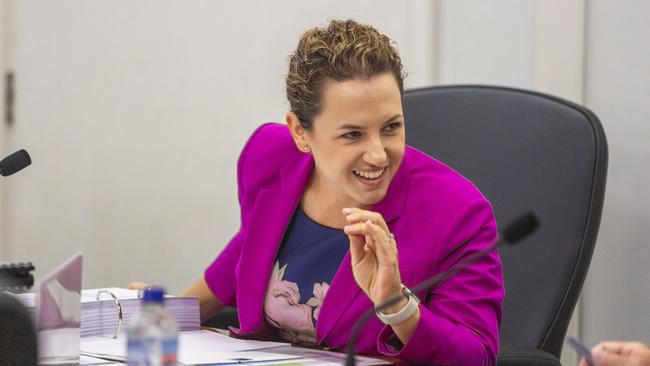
[96,290,123,339]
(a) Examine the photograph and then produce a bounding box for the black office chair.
[403,85,608,366]
[0,292,38,365]
[203,306,240,330]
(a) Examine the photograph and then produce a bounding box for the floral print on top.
[263,207,349,345]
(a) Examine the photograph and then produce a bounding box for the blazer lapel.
[235,153,314,334]
[315,251,362,343]
[316,149,411,343]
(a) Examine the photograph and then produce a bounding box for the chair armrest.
[498,345,561,366]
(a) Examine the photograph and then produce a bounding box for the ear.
[285,112,310,152]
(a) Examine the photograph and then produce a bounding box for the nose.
[363,136,388,166]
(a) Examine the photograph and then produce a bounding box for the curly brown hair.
[286,19,406,130]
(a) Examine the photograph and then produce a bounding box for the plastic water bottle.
[127,287,179,366]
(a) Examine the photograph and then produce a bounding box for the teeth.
[353,167,386,180]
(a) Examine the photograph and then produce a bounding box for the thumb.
[347,234,365,266]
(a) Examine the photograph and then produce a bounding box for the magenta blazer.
[205,123,504,365]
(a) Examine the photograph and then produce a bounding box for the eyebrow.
[336,114,403,130]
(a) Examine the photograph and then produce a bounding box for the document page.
[81,330,293,364]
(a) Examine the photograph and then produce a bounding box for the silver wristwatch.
[375,285,420,325]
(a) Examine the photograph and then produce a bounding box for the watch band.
[375,285,420,325]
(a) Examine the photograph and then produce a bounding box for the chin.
[352,190,388,207]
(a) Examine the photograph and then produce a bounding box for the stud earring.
[303,146,310,152]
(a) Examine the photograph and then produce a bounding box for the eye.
[341,131,362,140]
[382,122,402,133]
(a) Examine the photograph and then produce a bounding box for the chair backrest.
[403,85,607,357]
[0,292,38,365]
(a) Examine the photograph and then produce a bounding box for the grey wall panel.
[582,0,650,345]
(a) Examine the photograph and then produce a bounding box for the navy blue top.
[277,207,349,303]
[263,206,349,343]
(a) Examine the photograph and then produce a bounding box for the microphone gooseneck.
[0,149,32,177]
[344,212,539,366]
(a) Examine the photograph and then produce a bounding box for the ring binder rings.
[95,290,123,339]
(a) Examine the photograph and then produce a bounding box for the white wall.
[0,0,9,258]
[0,0,435,293]
[581,0,650,347]
[436,0,536,88]
[435,0,585,102]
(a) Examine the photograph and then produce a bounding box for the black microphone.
[344,212,539,366]
[0,149,32,177]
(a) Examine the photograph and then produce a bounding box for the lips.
[352,166,387,180]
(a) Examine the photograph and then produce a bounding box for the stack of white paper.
[17,287,200,337]
[80,288,200,337]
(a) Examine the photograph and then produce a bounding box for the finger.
[343,208,389,232]
[609,341,646,356]
[597,341,632,355]
[343,222,392,249]
[578,358,589,366]
[128,281,149,290]
[343,209,382,223]
[629,341,650,353]
[592,348,628,366]
[363,229,380,256]
[347,232,366,266]
[363,236,378,262]
[365,220,398,266]
[344,222,381,256]
[342,207,362,215]
[344,221,391,246]
[343,222,372,236]
[365,242,377,256]
[342,207,384,222]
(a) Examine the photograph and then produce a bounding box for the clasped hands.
[342,207,408,314]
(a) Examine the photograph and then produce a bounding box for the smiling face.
[287,72,405,209]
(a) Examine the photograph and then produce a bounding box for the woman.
[151,19,503,365]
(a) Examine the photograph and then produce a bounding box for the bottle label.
[161,338,178,365]
[127,336,178,366]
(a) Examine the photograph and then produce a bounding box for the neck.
[301,173,368,229]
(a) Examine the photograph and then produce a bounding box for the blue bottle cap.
[142,287,165,303]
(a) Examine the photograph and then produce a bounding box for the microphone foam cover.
[0,149,32,177]
[503,212,539,244]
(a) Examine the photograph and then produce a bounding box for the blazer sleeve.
[376,198,504,366]
[203,124,269,307]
